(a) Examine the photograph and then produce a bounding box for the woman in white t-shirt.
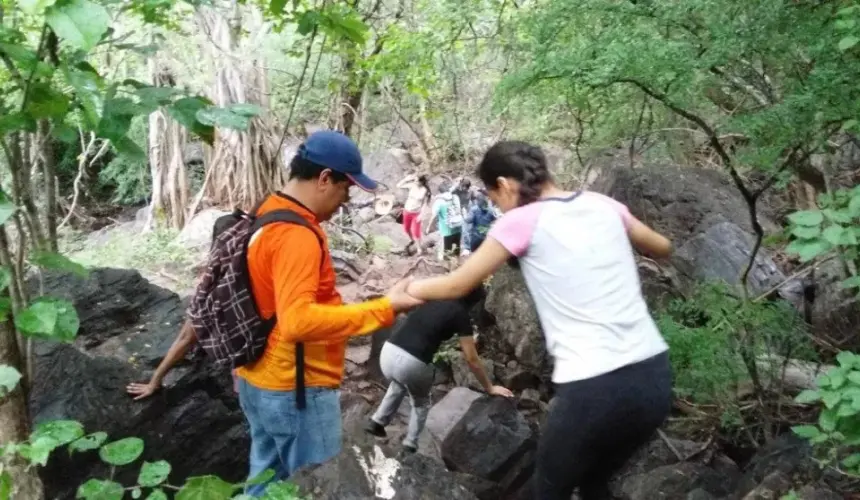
[396,173,431,253]
[405,141,674,500]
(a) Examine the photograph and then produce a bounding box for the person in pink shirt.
[405,141,674,500]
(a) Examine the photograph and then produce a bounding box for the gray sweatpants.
[371,342,435,448]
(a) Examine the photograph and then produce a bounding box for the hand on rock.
[126,381,159,401]
[489,385,514,398]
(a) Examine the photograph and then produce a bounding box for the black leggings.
[534,352,672,500]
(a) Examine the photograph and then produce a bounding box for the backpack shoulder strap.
[246,208,322,411]
[250,209,324,248]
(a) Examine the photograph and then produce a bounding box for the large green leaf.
[822,225,846,246]
[15,297,80,342]
[0,364,22,396]
[785,239,830,262]
[76,479,124,500]
[839,35,859,52]
[0,113,38,134]
[787,210,824,227]
[791,424,821,439]
[45,0,110,52]
[30,250,89,278]
[137,460,172,487]
[167,97,215,144]
[259,481,303,499]
[26,83,71,119]
[69,431,108,454]
[64,66,104,128]
[31,420,84,446]
[195,106,256,131]
[99,437,144,466]
[19,0,58,15]
[113,136,146,161]
[0,471,10,500]
[175,476,236,500]
[97,97,141,142]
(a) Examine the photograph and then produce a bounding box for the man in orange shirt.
[232,131,420,494]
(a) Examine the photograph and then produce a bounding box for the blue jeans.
[237,379,342,496]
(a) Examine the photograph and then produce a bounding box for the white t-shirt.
[487,191,668,384]
[404,185,429,212]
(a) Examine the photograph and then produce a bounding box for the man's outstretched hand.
[489,385,514,398]
[386,278,424,313]
[126,381,159,401]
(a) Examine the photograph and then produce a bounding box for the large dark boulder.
[441,396,535,495]
[292,439,478,500]
[27,268,247,499]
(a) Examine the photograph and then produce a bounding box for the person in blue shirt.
[428,181,464,260]
[464,190,497,252]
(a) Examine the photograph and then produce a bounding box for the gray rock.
[441,396,534,491]
[620,462,738,500]
[292,441,478,500]
[425,387,483,444]
[450,352,494,392]
[741,471,791,500]
[175,207,230,250]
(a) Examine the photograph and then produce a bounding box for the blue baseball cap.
[298,130,378,192]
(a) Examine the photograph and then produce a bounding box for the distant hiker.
[450,178,472,254]
[364,285,512,452]
[132,130,423,497]
[428,181,464,260]
[464,190,496,252]
[396,173,431,254]
[404,141,674,500]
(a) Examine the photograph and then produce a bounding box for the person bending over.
[364,285,512,453]
[404,140,674,500]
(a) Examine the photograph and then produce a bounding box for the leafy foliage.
[792,351,860,478]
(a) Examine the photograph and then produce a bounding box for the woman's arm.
[627,218,672,258]
[396,175,417,189]
[407,237,511,300]
[459,336,513,397]
[127,319,197,400]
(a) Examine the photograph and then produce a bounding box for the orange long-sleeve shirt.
[235,193,394,391]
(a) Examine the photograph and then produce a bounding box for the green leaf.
[0,297,10,322]
[0,471,11,500]
[835,18,857,30]
[246,468,275,486]
[818,408,838,432]
[69,431,108,454]
[30,251,89,278]
[839,35,859,52]
[795,389,821,404]
[836,402,859,417]
[114,136,146,161]
[790,225,820,239]
[27,83,71,119]
[836,351,858,368]
[64,66,104,128]
[52,122,79,143]
[843,453,860,469]
[97,97,141,142]
[843,119,859,132]
[167,97,215,145]
[788,210,823,227]
[822,225,845,246]
[175,476,236,500]
[259,481,302,499]
[785,239,830,262]
[848,372,860,385]
[15,297,80,342]
[823,390,842,408]
[19,0,57,15]
[195,105,259,131]
[0,266,11,292]
[791,425,821,439]
[132,488,142,499]
[45,0,110,52]
[145,489,168,500]
[31,420,84,446]
[75,478,124,500]
[0,113,37,134]
[269,0,287,15]
[138,460,172,487]
[99,437,144,466]
[0,364,22,396]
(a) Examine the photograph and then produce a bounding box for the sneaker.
[364,419,387,438]
[402,444,417,454]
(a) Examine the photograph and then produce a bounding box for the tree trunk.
[0,317,43,499]
[144,57,189,231]
[194,1,281,211]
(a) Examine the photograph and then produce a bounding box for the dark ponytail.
[477,141,551,207]
[418,175,431,202]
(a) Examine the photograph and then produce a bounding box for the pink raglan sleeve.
[487,203,544,257]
